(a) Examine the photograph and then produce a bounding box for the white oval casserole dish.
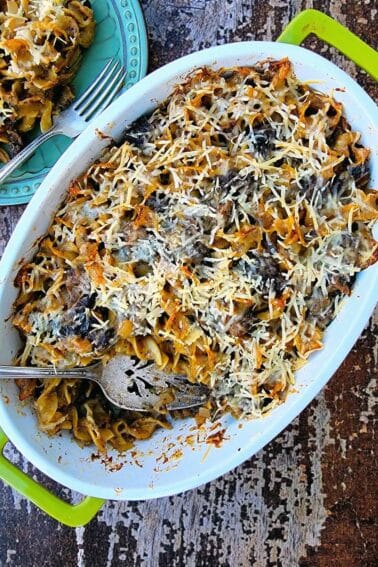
[0,42,377,501]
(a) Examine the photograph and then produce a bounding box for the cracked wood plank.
[0,1,377,566]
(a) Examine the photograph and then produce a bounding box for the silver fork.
[0,59,126,185]
[0,355,209,411]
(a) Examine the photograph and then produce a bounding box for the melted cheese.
[13,59,378,419]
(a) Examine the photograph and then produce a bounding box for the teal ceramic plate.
[0,0,148,206]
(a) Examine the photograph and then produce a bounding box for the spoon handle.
[0,365,90,379]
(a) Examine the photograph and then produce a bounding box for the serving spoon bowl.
[0,355,209,412]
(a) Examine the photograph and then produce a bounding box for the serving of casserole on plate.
[0,0,95,163]
[0,0,148,205]
[0,42,377,500]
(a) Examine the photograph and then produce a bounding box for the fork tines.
[73,59,126,121]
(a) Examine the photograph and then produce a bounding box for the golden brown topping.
[12,59,378,451]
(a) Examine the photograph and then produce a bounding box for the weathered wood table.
[0,1,377,565]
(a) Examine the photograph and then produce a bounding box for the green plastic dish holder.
[0,9,377,527]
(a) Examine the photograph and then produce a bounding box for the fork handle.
[0,365,89,379]
[0,128,63,186]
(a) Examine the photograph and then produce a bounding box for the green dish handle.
[0,429,104,527]
[277,9,378,80]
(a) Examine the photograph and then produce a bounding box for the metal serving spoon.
[0,356,208,412]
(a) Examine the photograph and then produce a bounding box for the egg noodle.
[0,0,94,161]
[13,59,378,452]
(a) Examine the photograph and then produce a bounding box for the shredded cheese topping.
[13,59,378,451]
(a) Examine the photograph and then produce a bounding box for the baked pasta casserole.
[13,59,378,452]
[0,0,95,162]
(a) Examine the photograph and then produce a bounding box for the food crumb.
[206,428,227,448]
